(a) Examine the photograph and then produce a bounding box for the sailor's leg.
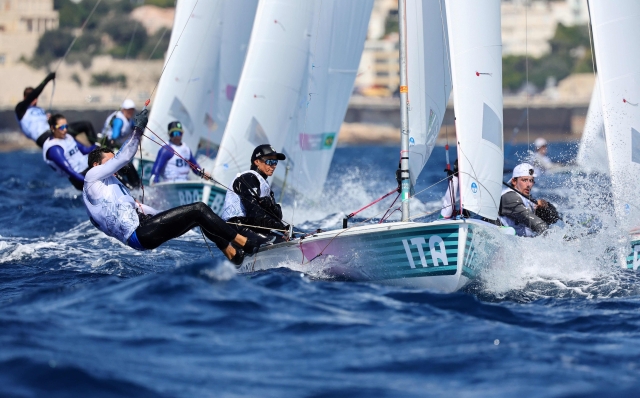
[68,121,98,143]
[135,202,239,251]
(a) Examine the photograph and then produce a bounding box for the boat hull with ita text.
[238,219,509,293]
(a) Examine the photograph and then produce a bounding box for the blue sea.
[2,142,640,397]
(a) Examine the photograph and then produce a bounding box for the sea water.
[2,143,640,397]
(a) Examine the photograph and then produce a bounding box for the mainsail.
[279,0,374,197]
[143,0,258,161]
[590,0,640,227]
[406,0,451,187]
[445,0,504,220]
[576,77,608,173]
[212,0,315,187]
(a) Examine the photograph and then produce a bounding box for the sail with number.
[142,0,258,163]
[405,0,451,187]
[576,77,608,173]
[212,0,315,187]
[589,0,640,227]
[278,0,374,197]
[444,0,504,220]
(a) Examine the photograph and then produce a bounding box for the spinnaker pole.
[398,0,411,221]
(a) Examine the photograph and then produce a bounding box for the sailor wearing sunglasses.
[150,121,204,183]
[42,114,97,190]
[221,144,288,241]
[498,163,552,237]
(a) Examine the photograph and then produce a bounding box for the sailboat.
[576,77,608,173]
[136,0,259,212]
[588,0,640,269]
[238,0,512,293]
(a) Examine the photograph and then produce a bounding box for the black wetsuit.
[227,170,287,238]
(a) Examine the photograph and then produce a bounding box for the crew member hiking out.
[150,121,204,183]
[499,163,560,237]
[16,73,99,147]
[83,108,260,265]
[221,144,288,243]
[43,114,97,190]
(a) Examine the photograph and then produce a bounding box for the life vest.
[161,143,194,181]
[102,110,134,144]
[42,135,88,176]
[18,106,50,141]
[220,170,272,221]
[499,187,537,237]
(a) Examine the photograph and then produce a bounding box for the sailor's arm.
[76,140,97,155]
[15,73,55,120]
[500,191,548,234]
[110,118,124,140]
[46,146,85,183]
[150,145,173,182]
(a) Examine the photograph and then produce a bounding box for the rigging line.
[200,229,217,261]
[289,0,325,235]
[149,0,201,100]
[53,0,103,73]
[438,0,453,147]
[225,222,288,233]
[525,0,530,150]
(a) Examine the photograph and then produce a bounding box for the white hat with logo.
[512,163,537,179]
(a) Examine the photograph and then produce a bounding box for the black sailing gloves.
[134,109,149,133]
[46,72,56,82]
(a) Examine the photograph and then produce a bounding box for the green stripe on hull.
[626,240,640,270]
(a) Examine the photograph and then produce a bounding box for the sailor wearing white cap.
[498,163,551,237]
[101,99,137,148]
[529,137,559,173]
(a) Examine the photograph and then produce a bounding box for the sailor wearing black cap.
[150,121,203,183]
[220,144,288,238]
[499,163,552,237]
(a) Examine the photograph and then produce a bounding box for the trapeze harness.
[220,170,272,221]
[499,186,537,237]
[42,135,88,177]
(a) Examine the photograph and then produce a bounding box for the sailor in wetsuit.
[499,163,555,237]
[149,121,203,184]
[220,144,288,241]
[101,99,136,148]
[15,73,99,146]
[83,109,260,265]
[43,114,97,190]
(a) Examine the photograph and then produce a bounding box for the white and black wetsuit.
[83,125,238,252]
[221,170,287,236]
[42,134,96,190]
[499,186,548,237]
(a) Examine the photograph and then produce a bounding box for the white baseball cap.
[512,163,537,179]
[121,99,136,110]
[534,137,547,149]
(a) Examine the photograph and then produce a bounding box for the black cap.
[251,144,286,163]
[167,121,183,134]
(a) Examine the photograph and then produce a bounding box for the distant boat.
[238,0,513,293]
[136,0,259,212]
[588,0,640,269]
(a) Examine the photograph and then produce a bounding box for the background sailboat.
[588,0,640,269]
[137,0,258,212]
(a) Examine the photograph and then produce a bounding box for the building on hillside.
[501,0,589,57]
[0,0,58,66]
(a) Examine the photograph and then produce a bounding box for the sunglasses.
[56,124,68,131]
[169,130,183,137]
[263,159,278,166]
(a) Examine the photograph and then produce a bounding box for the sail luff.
[444,0,504,220]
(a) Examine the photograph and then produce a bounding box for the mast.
[398,0,411,221]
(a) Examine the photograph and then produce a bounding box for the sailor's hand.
[134,109,149,132]
[46,72,56,81]
[537,199,549,208]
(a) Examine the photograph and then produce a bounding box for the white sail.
[278,0,373,196]
[406,0,451,186]
[444,0,503,220]
[576,77,608,173]
[143,0,225,160]
[590,0,640,227]
[212,0,315,187]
